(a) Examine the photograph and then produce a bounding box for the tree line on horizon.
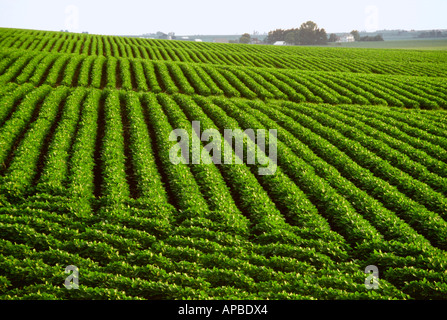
[264,21,328,45]
[239,21,384,45]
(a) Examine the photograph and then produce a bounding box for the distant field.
[1,28,447,301]
[328,39,447,50]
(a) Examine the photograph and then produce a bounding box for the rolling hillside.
[0,28,447,300]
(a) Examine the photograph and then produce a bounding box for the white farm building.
[273,41,286,46]
[337,34,355,43]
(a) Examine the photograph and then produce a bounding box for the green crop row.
[0,85,52,168]
[99,90,129,203]
[185,95,350,247]
[312,105,447,195]
[328,106,447,178]
[1,26,447,300]
[67,89,102,200]
[236,99,430,246]
[120,91,172,209]
[36,87,87,195]
[1,86,70,198]
[0,210,410,300]
[140,93,211,222]
[2,47,446,109]
[208,97,382,246]
[158,93,250,237]
[0,82,35,125]
[15,52,47,85]
[274,102,447,249]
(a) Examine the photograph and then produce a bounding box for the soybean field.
[0,28,447,300]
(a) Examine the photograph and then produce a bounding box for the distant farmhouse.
[337,34,355,43]
[274,41,286,46]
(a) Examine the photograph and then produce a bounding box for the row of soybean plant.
[129,93,405,300]
[342,104,447,162]
[288,103,447,217]
[311,104,447,189]
[207,96,384,247]
[179,93,352,249]
[0,86,70,198]
[227,98,424,245]
[272,68,446,109]
[228,98,447,298]
[2,47,445,109]
[329,105,447,177]
[355,240,447,299]
[0,85,53,182]
[121,87,377,297]
[3,28,447,70]
[268,101,447,250]
[0,220,407,300]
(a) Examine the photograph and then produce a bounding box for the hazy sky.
[0,0,446,35]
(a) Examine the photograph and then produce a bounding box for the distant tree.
[284,28,300,45]
[266,29,286,44]
[284,32,295,45]
[418,30,446,38]
[298,21,327,45]
[350,30,360,41]
[266,21,328,45]
[328,33,338,42]
[316,28,328,45]
[359,34,384,42]
[239,33,251,44]
[298,21,317,45]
